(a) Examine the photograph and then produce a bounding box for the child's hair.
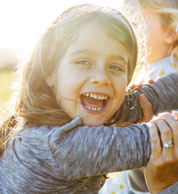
[124,0,178,63]
[121,0,178,83]
[138,0,178,63]
[0,4,138,156]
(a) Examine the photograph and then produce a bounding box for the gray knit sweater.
[0,118,150,193]
[0,73,177,194]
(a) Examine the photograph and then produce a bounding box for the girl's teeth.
[93,95,97,99]
[84,93,108,100]
[85,105,102,111]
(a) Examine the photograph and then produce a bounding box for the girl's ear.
[164,26,178,45]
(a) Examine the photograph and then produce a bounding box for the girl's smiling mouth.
[80,92,111,113]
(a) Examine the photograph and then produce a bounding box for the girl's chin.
[82,118,106,126]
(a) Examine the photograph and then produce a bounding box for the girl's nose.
[90,72,111,86]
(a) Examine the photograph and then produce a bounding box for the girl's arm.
[0,117,150,183]
[49,117,151,179]
[108,73,178,124]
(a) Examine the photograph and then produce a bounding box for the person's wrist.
[149,189,161,194]
[149,186,165,194]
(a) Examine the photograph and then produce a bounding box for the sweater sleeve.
[108,73,178,124]
[159,182,178,194]
[48,117,151,180]
[0,118,151,193]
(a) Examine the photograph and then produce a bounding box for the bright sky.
[0,0,124,55]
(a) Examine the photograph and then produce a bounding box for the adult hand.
[137,94,154,123]
[144,113,178,194]
[129,81,154,123]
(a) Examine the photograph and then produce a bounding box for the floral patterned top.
[132,56,178,84]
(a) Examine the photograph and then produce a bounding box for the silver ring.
[162,140,173,148]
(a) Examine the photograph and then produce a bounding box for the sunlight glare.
[0,0,124,56]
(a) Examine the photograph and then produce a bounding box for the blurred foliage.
[0,71,14,107]
[0,48,18,108]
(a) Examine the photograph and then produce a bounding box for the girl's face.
[55,22,129,126]
[142,10,171,64]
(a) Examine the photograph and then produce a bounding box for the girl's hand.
[129,79,154,89]
[144,113,178,194]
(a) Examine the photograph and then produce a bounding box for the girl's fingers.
[148,79,154,84]
[130,84,136,89]
[148,121,161,160]
[138,83,144,88]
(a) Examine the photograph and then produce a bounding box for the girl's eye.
[109,64,124,72]
[76,60,91,66]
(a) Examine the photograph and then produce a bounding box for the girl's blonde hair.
[123,0,178,62]
[137,0,178,63]
[122,0,178,82]
[0,4,138,156]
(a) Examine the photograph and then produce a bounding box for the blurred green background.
[0,71,14,107]
[0,48,18,107]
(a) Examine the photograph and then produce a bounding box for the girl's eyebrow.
[70,49,128,63]
[70,49,96,56]
[109,55,128,64]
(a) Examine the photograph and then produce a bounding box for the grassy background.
[0,71,14,107]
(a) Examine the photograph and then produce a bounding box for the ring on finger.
[162,140,173,148]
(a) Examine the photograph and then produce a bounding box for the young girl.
[0,4,177,194]
[128,0,178,84]
[99,0,178,193]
